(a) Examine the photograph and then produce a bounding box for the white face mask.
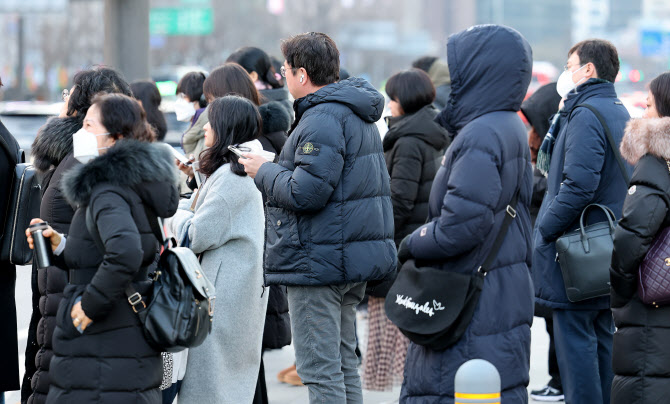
[72,128,110,164]
[174,98,196,122]
[556,64,588,99]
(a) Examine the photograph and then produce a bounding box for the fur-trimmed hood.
[621,117,670,165]
[62,140,178,216]
[31,116,82,173]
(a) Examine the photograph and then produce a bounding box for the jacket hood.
[621,117,670,165]
[293,77,384,124]
[31,116,82,173]
[259,101,290,134]
[62,140,178,216]
[436,25,532,134]
[520,82,561,137]
[427,59,451,87]
[383,105,450,151]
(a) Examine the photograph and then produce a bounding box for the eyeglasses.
[61,88,70,101]
[280,66,298,78]
[564,63,585,72]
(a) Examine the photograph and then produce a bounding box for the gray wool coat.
[169,163,268,404]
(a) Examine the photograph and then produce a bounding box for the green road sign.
[150,8,213,36]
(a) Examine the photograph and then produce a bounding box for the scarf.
[536,113,561,176]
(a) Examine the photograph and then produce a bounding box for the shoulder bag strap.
[571,103,630,186]
[478,187,520,275]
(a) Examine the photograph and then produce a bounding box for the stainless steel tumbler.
[29,222,52,269]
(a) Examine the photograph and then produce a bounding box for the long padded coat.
[25,117,80,404]
[532,80,631,310]
[254,77,397,286]
[399,25,535,404]
[610,117,670,404]
[46,140,179,404]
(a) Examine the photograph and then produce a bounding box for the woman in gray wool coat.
[169,95,268,403]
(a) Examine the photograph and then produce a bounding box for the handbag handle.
[578,204,616,253]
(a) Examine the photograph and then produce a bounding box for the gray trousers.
[287,282,366,404]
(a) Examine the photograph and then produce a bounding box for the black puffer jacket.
[257,101,291,350]
[611,117,670,404]
[25,117,81,404]
[255,77,397,286]
[383,105,450,245]
[46,140,179,404]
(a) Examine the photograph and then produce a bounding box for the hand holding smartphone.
[171,146,193,166]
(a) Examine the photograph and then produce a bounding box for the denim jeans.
[553,308,614,404]
[287,282,366,404]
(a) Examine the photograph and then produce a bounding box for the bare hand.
[175,155,195,179]
[25,219,62,252]
[71,301,93,331]
[239,153,268,179]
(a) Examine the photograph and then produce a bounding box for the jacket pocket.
[265,207,305,271]
[57,288,85,339]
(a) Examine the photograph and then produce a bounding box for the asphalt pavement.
[6,265,553,403]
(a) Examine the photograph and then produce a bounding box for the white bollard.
[454,359,501,404]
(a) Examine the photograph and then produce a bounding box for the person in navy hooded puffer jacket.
[398,24,535,403]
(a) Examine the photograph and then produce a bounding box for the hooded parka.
[610,117,670,404]
[254,77,397,286]
[400,25,535,403]
[45,140,179,404]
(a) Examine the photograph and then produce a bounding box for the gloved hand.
[397,235,412,264]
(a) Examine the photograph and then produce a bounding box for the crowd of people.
[1,24,670,404]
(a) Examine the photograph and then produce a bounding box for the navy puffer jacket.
[255,77,397,286]
[533,80,631,310]
[400,25,535,403]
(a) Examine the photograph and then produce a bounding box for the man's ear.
[249,71,259,82]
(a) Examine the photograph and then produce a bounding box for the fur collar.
[621,117,670,165]
[62,140,177,207]
[31,116,82,172]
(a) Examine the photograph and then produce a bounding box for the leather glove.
[397,235,412,264]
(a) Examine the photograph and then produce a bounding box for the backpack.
[85,204,216,352]
[0,129,41,265]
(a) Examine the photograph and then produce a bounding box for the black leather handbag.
[556,204,617,302]
[0,134,41,266]
[86,206,216,352]
[555,103,629,302]
[385,189,519,351]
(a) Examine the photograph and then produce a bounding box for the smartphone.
[227,145,248,159]
[171,146,192,166]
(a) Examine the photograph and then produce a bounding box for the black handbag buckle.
[506,205,517,218]
[127,292,146,313]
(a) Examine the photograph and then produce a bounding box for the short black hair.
[92,93,156,142]
[386,68,436,115]
[131,80,167,141]
[68,66,132,119]
[176,71,207,108]
[281,32,340,86]
[199,95,262,177]
[650,72,670,118]
[412,56,438,73]
[569,39,620,83]
[227,47,282,89]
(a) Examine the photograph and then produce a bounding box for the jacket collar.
[562,79,617,114]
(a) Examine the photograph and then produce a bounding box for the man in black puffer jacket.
[242,32,396,404]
